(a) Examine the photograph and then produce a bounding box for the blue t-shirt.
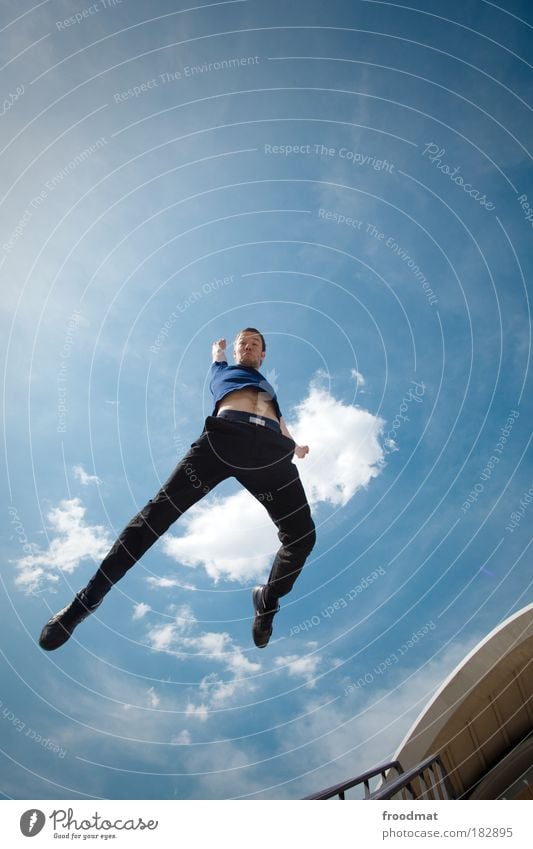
[210,361,282,420]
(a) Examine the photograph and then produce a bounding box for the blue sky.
[1,0,532,800]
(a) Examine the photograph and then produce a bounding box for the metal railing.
[305,753,456,800]
[304,760,404,800]
[370,754,456,800]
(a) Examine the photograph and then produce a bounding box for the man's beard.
[240,353,260,367]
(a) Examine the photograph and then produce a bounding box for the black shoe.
[252,586,279,649]
[38,591,102,651]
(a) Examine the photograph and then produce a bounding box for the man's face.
[233,332,265,369]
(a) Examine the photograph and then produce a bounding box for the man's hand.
[212,338,227,362]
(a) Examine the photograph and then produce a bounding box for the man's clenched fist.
[212,338,227,361]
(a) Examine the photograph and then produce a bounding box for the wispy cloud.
[146,576,181,588]
[145,604,197,651]
[146,620,259,672]
[143,605,262,718]
[199,671,252,707]
[185,702,209,722]
[171,730,192,745]
[132,602,151,620]
[72,464,102,486]
[13,498,111,594]
[351,368,366,389]
[146,687,160,708]
[274,652,323,688]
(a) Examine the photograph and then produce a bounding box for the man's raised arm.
[212,338,227,363]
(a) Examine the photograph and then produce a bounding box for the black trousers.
[83,415,316,606]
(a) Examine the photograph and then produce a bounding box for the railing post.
[304,752,456,800]
[436,756,454,800]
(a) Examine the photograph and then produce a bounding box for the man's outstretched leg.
[38,591,103,652]
[237,441,316,648]
[39,425,228,650]
[251,490,315,647]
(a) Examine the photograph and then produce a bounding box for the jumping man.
[39,328,316,651]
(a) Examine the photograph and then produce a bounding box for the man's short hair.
[235,327,266,352]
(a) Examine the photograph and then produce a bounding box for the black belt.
[216,409,281,432]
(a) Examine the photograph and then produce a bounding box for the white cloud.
[145,605,197,650]
[146,687,160,708]
[189,632,260,676]
[146,576,181,588]
[143,612,261,714]
[292,385,385,507]
[145,622,178,652]
[185,702,209,722]
[161,491,279,584]
[146,576,199,592]
[174,604,197,631]
[13,498,111,594]
[72,464,102,486]
[132,602,151,620]
[199,672,254,707]
[161,380,386,584]
[171,730,192,745]
[225,645,261,676]
[351,369,366,388]
[195,631,228,656]
[275,653,322,688]
[145,620,259,674]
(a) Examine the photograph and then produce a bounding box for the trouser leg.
[83,428,229,603]
[236,452,316,605]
